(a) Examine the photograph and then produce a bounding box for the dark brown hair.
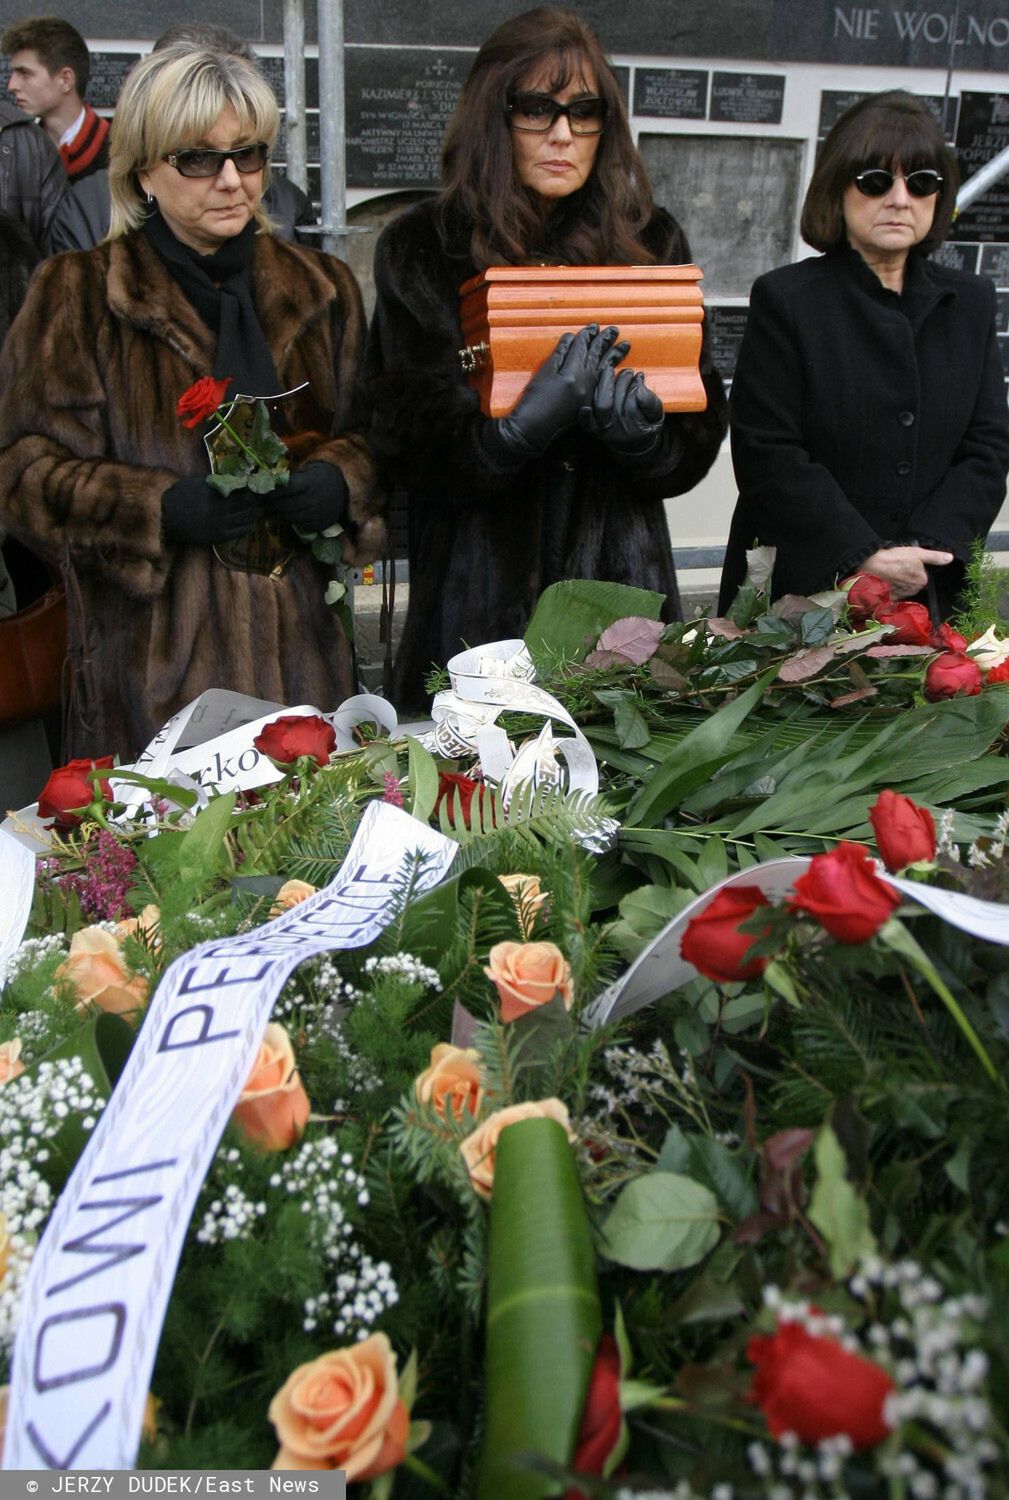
[801,89,958,254]
[1,15,90,96]
[438,6,655,268]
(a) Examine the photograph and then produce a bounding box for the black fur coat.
[367,198,727,710]
[0,231,383,759]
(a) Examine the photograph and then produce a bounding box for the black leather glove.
[483,324,630,464]
[266,461,348,532]
[161,476,262,545]
[579,364,665,458]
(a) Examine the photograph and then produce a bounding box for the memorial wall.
[8,0,1009,555]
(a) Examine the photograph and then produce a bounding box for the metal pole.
[956,141,1009,215]
[282,0,308,194]
[317,0,347,258]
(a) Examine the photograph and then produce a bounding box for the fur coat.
[0,230,383,760]
[367,198,728,710]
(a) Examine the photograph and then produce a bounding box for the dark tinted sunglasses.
[853,167,943,198]
[163,142,270,178]
[505,91,607,135]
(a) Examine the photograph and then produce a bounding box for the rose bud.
[873,601,934,645]
[842,573,892,626]
[788,841,900,944]
[56,926,148,1017]
[868,789,936,872]
[748,1320,894,1450]
[923,651,982,701]
[932,620,968,652]
[566,1333,624,1496]
[37,755,115,829]
[680,885,775,983]
[253,713,336,768]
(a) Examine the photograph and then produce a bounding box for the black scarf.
[142,209,280,397]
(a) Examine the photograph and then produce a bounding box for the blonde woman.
[0,46,382,759]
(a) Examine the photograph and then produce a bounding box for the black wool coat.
[719,244,1009,615]
[366,198,728,710]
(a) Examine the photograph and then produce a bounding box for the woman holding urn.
[719,90,1009,617]
[0,46,382,760]
[368,5,727,709]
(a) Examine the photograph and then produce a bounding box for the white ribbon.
[3,801,456,1471]
[0,828,35,983]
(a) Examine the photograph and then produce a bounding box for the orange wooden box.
[458,263,708,417]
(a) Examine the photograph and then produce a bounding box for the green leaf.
[246,469,280,495]
[478,1118,600,1500]
[608,884,692,962]
[177,791,236,887]
[623,668,779,828]
[808,1125,876,1278]
[524,579,663,670]
[599,1172,721,1271]
[406,735,440,824]
[206,471,249,494]
[614,697,651,750]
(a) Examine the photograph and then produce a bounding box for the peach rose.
[484,940,573,1023]
[269,1332,409,1479]
[0,1040,24,1087]
[270,880,318,918]
[56,927,148,1017]
[231,1022,310,1151]
[414,1043,485,1122]
[460,1097,574,1199]
[114,904,161,948]
[498,873,547,937]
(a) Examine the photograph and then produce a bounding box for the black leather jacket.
[0,102,67,254]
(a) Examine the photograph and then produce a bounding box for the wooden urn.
[458,263,708,418]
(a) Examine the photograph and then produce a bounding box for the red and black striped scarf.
[60,104,109,179]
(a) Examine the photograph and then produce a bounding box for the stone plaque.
[981,243,1009,283]
[87,51,140,109]
[280,110,321,159]
[706,304,749,381]
[710,71,784,124]
[257,54,320,110]
[770,0,1009,71]
[998,336,1009,377]
[955,92,1009,243]
[818,88,955,140]
[639,133,803,299]
[346,48,468,189]
[633,67,708,120]
[996,290,1009,334]
[932,241,981,274]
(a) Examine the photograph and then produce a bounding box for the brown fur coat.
[0,230,383,759]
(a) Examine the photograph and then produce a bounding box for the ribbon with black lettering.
[3,801,457,1470]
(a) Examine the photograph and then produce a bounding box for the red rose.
[868,789,936,872]
[434,771,495,830]
[177,375,232,429]
[842,573,892,626]
[680,886,774,983]
[788,841,900,944]
[748,1320,894,1450]
[923,651,982,701]
[932,621,968,652]
[873,600,934,645]
[37,756,115,829]
[253,714,335,767]
[987,660,1009,685]
[563,1334,623,1498]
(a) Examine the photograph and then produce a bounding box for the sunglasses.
[163,142,270,179]
[505,91,607,135]
[853,167,943,198]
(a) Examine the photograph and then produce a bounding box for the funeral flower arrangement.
[2,563,1009,1497]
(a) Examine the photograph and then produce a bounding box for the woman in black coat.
[719,90,1009,618]
[368,6,727,710]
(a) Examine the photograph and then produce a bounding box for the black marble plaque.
[257,54,320,110]
[612,65,630,105]
[932,240,981,274]
[706,305,749,381]
[346,48,468,189]
[633,68,707,120]
[818,88,955,141]
[279,110,321,160]
[998,336,1009,377]
[710,71,784,124]
[87,51,140,109]
[956,92,1009,242]
[996,290,1009,334]
[770,0,1009,71]
[981,243,1009,284]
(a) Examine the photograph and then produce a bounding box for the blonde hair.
[108,47,279,239]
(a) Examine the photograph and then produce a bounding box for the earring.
[146,192,153,205]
